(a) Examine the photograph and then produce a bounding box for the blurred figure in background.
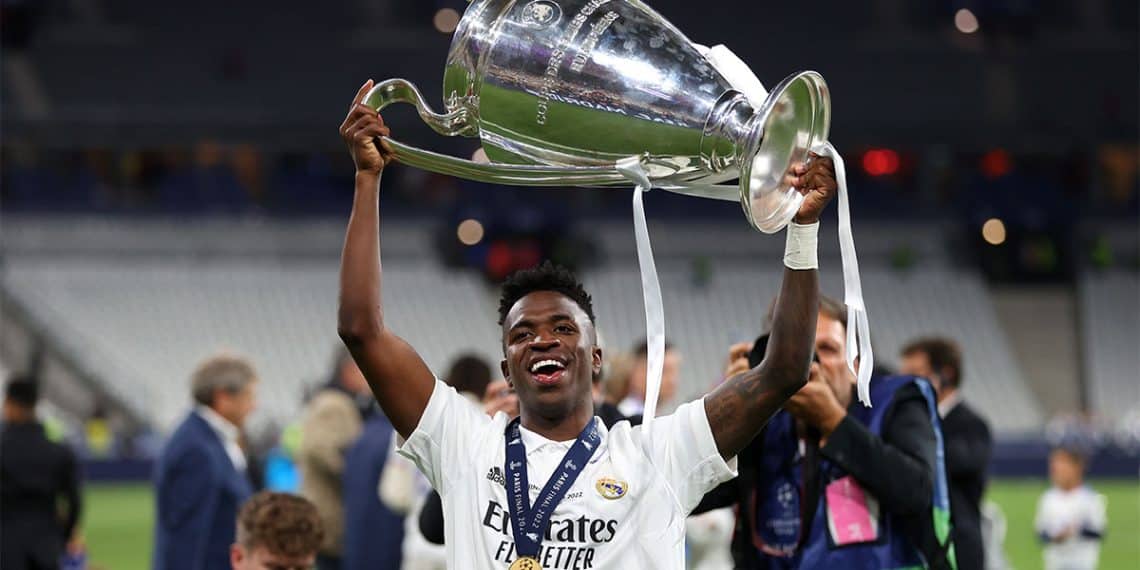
[617,340,681,420]
[1035,447,1107,570]
[299,347,376,570]
[695,297,954,569]
[381,354,494,569]
[154,354,258,570]
[342,400,404,570]
[1,377,82,570]
[901,337,993,570]
[595,351,635,428]
[231,491,325,570]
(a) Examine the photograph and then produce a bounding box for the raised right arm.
[337,80,435,438]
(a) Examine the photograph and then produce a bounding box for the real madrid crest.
[595,476,628,500]
[518,0,561,29]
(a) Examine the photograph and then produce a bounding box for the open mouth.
[528,358,567,385]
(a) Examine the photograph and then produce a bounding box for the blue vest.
[752,375,954,570]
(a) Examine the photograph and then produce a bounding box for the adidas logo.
[486,466,506,487]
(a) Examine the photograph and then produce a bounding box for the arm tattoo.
[705,268,818,459]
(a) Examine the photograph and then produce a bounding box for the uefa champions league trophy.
[363,0,831,234]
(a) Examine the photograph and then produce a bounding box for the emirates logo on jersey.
[595,477,628,500]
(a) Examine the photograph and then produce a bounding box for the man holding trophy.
[336,1,874,568]
[338,78,836,569]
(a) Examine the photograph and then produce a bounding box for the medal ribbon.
[504,417,601,560]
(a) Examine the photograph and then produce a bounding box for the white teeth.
[529,359,566,373]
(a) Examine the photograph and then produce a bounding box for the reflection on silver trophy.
[365,0,831,233]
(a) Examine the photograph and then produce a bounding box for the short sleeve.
[1086,492,1107,532]
[642,398,738,514]
[396,379,490,491]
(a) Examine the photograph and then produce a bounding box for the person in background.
[342,409,404,570]
[299,347,376,570]
[1034,447,1107,570]
[595,351,636,428]
[154,353,258,570]
[1,377,82,570]
[695,297,954,569]
[900,337,992,570]
[617,340,682,420]
[231,491,325,570]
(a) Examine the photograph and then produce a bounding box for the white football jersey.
[398,380,737,570]
[1034,485,1107,570]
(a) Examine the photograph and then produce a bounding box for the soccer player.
[336,79,837,569]
[231,491,325,570]
[1035,447,1107,570]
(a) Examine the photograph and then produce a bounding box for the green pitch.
[84,479,1138,569]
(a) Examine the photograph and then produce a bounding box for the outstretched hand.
[788,153,837,224]
[340,79,393,175]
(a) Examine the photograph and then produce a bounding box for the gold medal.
[508,556,542,570]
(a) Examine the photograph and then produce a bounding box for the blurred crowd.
[1,302,1120,570]
[2,142,1136,223]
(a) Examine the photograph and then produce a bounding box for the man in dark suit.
[902,337,993,570]
[154,354,258,570]
[1,377,82,570]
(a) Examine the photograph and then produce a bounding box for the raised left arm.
[704,154,835,460]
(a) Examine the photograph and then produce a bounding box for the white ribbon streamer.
[615,157,666,442]
[813,142,874,406]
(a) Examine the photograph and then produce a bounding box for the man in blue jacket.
[154,354,258,570]
[697,297,955,569]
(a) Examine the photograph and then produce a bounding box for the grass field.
[85,479,1137,569]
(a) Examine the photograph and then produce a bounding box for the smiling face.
[501,290,602,426]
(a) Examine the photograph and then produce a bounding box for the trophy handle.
[363,78,476,137]
[363,78,634,187]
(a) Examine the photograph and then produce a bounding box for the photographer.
[696,296,955,569]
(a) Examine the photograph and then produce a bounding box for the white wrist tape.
[784,221,820,270]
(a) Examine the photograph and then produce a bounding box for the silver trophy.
[365,0,830,233]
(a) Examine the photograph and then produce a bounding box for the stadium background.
[1,0,1137,568]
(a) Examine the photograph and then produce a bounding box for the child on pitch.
[1034,446,1107,570]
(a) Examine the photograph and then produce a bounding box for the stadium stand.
[1,218,1044,433]
[1079,270,1140,421]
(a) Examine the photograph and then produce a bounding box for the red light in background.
[486,241,513,280]
[980,149,1013,179]
[862,149,901,176]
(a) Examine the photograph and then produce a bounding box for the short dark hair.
[236,491,324,558]
[498,261,596,327]
[5,377,38,408]
[1051,445,1088,466]
[818,295,847,330]
[445,354,493,397]
[631,339,674,359]
[902,337,963,388]
[766,294,847,331]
